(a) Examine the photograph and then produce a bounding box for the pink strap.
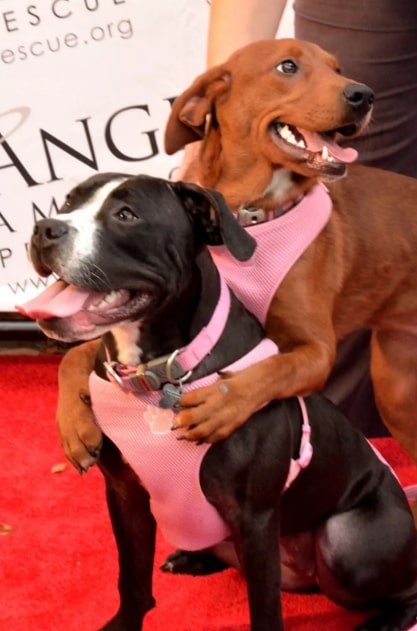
[404,485,417,502]
[283,397,313,492]
[176,274,231,371]
[367,440,400,483]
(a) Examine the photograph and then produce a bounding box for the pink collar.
[176,272,230,372]
[104,274,231,393]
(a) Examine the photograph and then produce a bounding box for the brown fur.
[163,39,417,471]
[57,39,417,496]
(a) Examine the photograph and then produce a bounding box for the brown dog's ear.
[171,181,256,262]
[165,66,230,155]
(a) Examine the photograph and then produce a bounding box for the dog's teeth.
[321,146,329,161]
[105,291,120,304]
[87,290,122,312]
[281,126,296,145]
[277,123,305,148]
[280,124,291,138]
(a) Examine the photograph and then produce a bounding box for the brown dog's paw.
[175,372,259,443]
[63,420,103,474]
[79,391,92,406]
[56,389,103,474]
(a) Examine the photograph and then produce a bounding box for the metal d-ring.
[166,349,192,386]
[103,360,129,392]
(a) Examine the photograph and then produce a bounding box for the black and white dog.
[21,173,417,631]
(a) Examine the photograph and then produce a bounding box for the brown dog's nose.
[32,218,69,248]
[343,83,374,114]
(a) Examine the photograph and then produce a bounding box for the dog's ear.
[165,66,230,155]
[172,181,256,262]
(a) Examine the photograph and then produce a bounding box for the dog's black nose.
[32,218,69,248]
[343,83,374,114]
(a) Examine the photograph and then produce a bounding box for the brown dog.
[56,39,417,495]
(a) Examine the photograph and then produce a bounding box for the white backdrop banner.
[0,0,292,312]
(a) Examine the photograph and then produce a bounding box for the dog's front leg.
[238,508,284,631]
[175,337,334,443]
[175,278,336,443]
[57,340,103,472]
[98,437,156,631]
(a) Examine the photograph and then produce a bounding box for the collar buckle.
[103,361,130,392]
[104,351,192,394]
[237,207,266,226]
[130,370,161,393]
[237,196,304,227]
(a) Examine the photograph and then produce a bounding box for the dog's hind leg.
[315,484,417,631]
[371,330,417,517]
[97,436,156,631]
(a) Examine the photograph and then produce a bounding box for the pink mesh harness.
[210,183,332,325]
[91,339,274,550]
[90,188,331,551]
[91,337,312,551]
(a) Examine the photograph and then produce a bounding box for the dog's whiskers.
[79,261,112,291]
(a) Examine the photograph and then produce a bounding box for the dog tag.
[159,383,183,409]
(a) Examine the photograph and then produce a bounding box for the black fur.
[29,174,417,631]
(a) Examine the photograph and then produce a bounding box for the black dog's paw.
[98,617,133,631]
[160,549,229,576]
[98,599,154,631]
[98,619,140,631]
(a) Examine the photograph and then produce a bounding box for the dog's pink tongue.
[16,279,91,320]
[299,128,358,163]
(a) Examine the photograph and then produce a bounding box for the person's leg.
[293,0,417,435]
[323,331,389,437]
[294,0,417,175]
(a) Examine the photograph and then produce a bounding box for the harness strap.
[177,273,230,371]
[283,397,313,491]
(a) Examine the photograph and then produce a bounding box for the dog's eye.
[60,194,73,213]
[276,59,298,75]
[115,207,137,222]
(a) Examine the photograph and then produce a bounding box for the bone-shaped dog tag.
[159,383,183,409]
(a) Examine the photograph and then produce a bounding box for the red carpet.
[2,354,417,631]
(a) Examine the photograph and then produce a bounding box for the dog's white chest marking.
[262,169,293,201]
[112,323,142,366]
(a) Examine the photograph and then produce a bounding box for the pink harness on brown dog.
[210,183,332,325]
